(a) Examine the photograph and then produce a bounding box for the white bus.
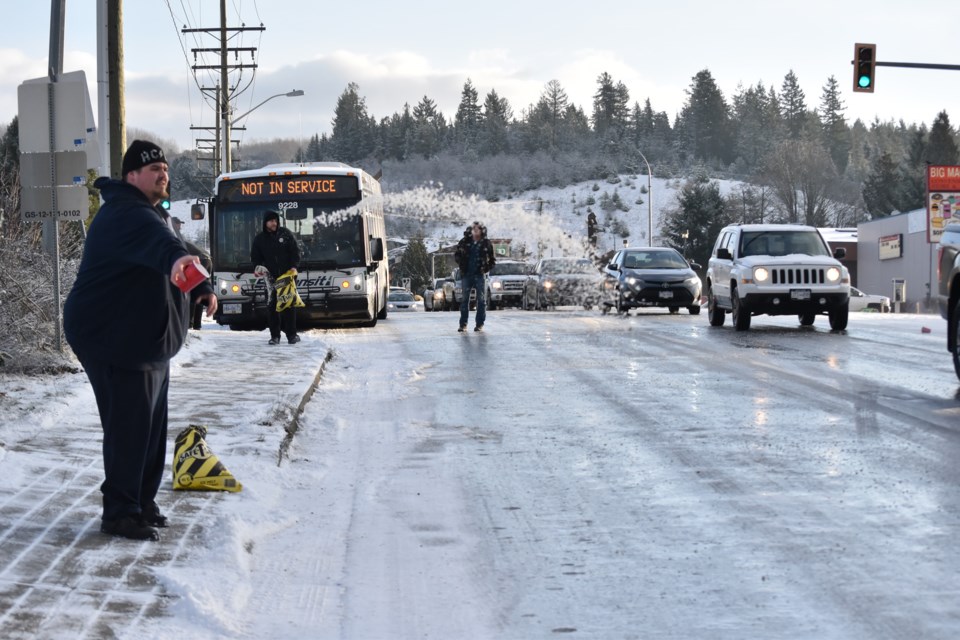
[201,162,389,328]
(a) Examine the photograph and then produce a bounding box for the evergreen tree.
[861,153,901,216]
[678,69,732,163]
[396,235,432,292]
[411,96,445,158]
[925,110,959,165]
[454,79,483,154]
[330,83,375,163]
[780,70,807,139]
[819,75,850,173]
[305,134,322,162]
[662,175,731,267]
[480,89,512,156]
[592,72,630,141]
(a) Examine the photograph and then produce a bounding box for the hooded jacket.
[250,211,301,279]
[455,225,496,276]
[64,178,212,370]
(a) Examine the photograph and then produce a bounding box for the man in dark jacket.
[64,140,218,541]
[251,210,301,345]
[454,221,496,332]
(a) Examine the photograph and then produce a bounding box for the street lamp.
[637,150,653,246]
[224,90,304,173]
[231,89,305,126]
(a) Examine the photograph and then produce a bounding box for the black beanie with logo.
[121,140,167,177]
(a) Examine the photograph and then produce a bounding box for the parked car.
[602,247,702,315]
[936,222,960,379]
[422,278,450,312]
[486,260,532,310]
[522,258,603,310]
[705,224,851,331]
[386,291,423,312]
[848,287,890,313]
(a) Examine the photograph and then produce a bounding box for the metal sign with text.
[927,165,960,243]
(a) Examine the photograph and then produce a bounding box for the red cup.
[176,260,210,293]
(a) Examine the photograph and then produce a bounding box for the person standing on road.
[64,140,218,541]
[455,221,496,332]
[251,210,301,345]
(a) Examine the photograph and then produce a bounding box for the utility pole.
[107,0,124,178]
[219,0,230,174]
[47,0,65,351]
[183,11,262,178]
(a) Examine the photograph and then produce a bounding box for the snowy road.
[2,310,960,638]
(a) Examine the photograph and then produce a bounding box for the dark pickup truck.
[937,223,960,380]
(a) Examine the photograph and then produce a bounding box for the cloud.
[0,45,685,150]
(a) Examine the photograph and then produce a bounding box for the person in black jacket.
[64,140,218,541]
[454,221,496,332]
[250,210,301,345]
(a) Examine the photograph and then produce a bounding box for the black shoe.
[101,515,160,541]
[474,325,484,332]
[140,503,168,528]
[458,325,467,333]
[268,337,281,345]
[288,335,301,344]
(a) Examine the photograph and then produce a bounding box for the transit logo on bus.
[220,175,360,203]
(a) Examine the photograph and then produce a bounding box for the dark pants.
[460,273,486,328]
[82,359,170,521]
[269,289,297,340]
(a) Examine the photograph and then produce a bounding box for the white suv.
[705,224,850,331]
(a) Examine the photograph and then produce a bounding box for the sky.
[2,0,959,153]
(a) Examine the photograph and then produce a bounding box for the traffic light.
[853,43,876,93]
[160,198,171,210]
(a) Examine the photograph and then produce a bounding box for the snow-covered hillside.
[168,174,746,260]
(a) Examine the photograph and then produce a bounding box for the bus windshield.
[213,200,365,270]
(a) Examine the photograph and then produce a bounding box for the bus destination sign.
[220,175,360,202]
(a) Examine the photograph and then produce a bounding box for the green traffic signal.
[161,199,171,210]
[853,43,876,93]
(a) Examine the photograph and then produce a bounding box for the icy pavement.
[2,310,960,639]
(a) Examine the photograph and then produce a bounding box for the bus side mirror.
[191,203,206,220]
[371,238,385,262]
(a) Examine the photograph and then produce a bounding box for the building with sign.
[857,209,939,311]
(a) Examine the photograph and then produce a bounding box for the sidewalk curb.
[277,349,334,466]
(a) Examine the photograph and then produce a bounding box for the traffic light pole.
[873,61,960,72]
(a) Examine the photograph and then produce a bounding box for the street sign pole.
[47,0,66,352]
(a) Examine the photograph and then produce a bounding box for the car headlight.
[826,267,841,283]
[492,281,503,290]
[754,267,770,283]
[434,291,444,299]
[625,276,638,286]
[685,276,702,286]
[543,280,554,290]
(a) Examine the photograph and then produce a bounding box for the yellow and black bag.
[275,270,305,312]
[172,425,242,492]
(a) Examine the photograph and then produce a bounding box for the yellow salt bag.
[172,425,242,492]
[275,270,305,312]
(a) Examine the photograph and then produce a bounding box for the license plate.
[659,290,674,299]
[222,303,242,315]
[791,289,811,301]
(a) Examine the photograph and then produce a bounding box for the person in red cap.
[65,140,218,541]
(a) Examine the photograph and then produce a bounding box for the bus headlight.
[754,267,770,283]
[826,267,841,283]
